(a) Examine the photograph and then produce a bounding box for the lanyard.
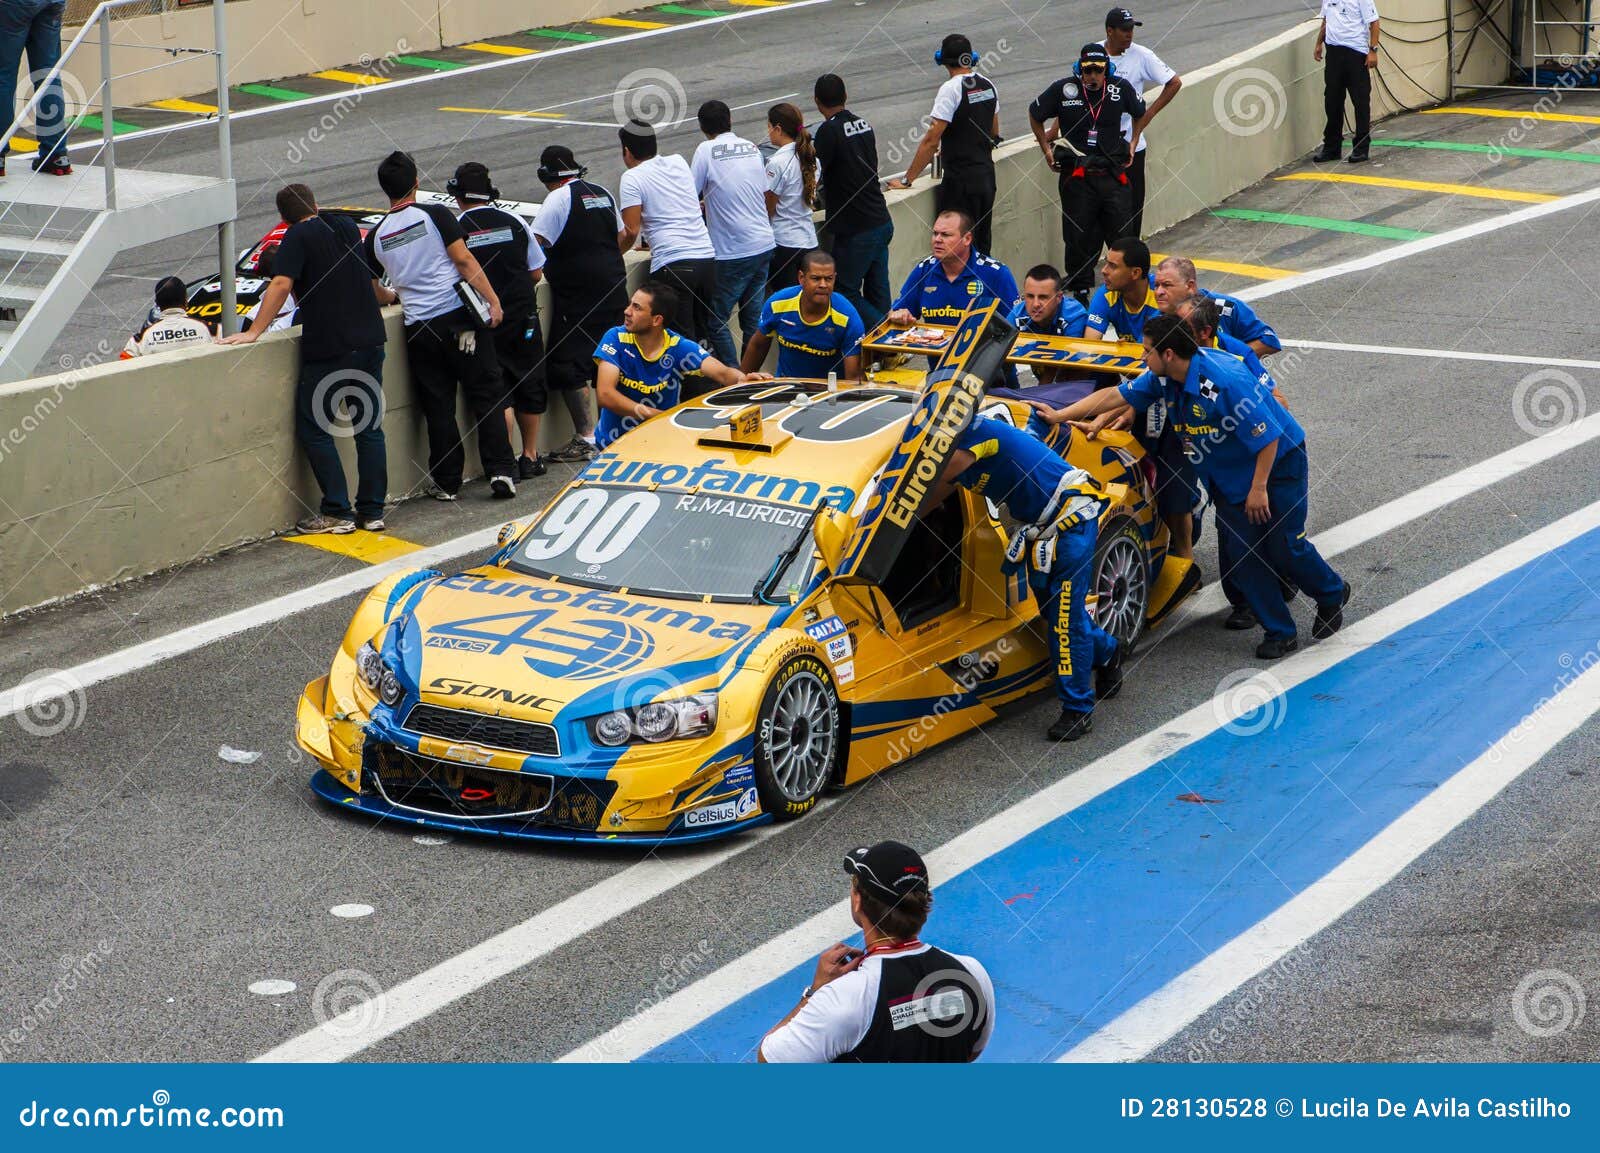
[862,939,924,959]
[1083,83,1109,131]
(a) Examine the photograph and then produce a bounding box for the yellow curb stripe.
[439,105,562,118]
[285,529,423,565]
[1277,171,1557,204]
[1150,251,1299,281]
[1422,106,1600,127]
[728,0,786,6]
[8,135,37,153]
[150,97,218,115]
[310,69,391,87]
[462,41,539,56]
[589,16,670,28]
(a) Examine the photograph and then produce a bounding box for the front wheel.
[1092,519,1150,652]
[752,654,841,821]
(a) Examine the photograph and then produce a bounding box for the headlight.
[587,694,718,747]
[356,641,382,689]
[379,666,403,707]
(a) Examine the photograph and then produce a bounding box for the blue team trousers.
[1212,445,1344,640]
[1031,519,1119,712]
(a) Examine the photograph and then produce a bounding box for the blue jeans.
[707,249,772,366]
[1032,519,1119,712]
[830,221,894,332]
[0,1,66,162]
[296,345,388,521]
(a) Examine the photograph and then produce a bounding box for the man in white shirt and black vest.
[888,34,1001,257]
[759,841,996,1062]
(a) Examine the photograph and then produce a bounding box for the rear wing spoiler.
[862,317,1146,377]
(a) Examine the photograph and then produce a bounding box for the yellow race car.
[296,306,1198,843]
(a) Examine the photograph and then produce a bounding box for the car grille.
[402,703,559,757]
[365,746,615,827]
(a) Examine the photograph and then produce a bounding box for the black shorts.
[547,295,623,392]
[493,310,547,415]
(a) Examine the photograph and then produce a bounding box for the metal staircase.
[0,1,237,382]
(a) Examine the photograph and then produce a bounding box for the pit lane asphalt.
[4,98,1600,1061]
[48,0,1313,369]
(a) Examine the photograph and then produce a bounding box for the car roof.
[589,381,930,510]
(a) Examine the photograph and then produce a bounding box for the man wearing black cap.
[887,34,1000,257]
[364,150,518,502]
[1102,8,1182,238]
[1028,44,1147,302]
[533,144,628,464]
[451,162,548,480]
[759,842,995,1063]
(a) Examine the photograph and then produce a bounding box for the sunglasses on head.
[1081,63,1107,72]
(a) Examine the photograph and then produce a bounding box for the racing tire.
[752,653,841,821]
[1093,518,1150,654]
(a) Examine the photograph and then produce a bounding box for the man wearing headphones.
[888,34,1001,257]
[1028,44,1146,303]
[533,144,629,463]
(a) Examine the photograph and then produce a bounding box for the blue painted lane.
[644,525,1600,1061]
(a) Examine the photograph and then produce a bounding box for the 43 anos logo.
[427,609,657,681]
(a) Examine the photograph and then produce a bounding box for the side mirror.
[812,507,853,574]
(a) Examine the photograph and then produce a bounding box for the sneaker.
[423,482,458,502]
[1255,635,1299,660]
[1312,581,1352,640]
[548,436,599,463]
[1347,150,1369,164]
[1310,147,1341,163]
[31,153,71,176]
[517,454,546,480]
[295,513,355,535]
[1047,708,1094,742]
[358,517,386,532]
[1222,605,1257,631]
[1095,642,1123,702]
[489,475,517,499]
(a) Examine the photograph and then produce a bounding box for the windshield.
[507,485,816,602]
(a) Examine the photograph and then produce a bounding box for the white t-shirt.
[363,201,466,325]
[758,944,996,1063]
[929,72,994,122]
[532,181,574,246]
[690,132,776,261]
[618,154,716,271]
[764,141,818,249]
[1321,0,1380,52]
[1101,40,1177,153]
[246,292,297,333]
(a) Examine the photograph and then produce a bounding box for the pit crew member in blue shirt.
[1084,236,1158,342]
[1034,314,1349,659]
[1007,263,1088,386]
[742,250,865,380]
[930,415,1123,741]
[594,282,755,448]
[1152,255,1281,358]
[886,209,1020,329]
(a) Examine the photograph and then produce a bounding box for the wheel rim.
[1095,534,1148,648]
[765,671,836,802]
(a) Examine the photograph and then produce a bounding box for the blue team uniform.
[1007,296,1089,338]
[893,252,1020,325]
[1086,285,1161,341]
[1201,289,1281,353]
[756,287,865,378]
[1119,348,1342,641]
[593,326,706,448]
[953,417,1117,712]
[1210,332,1278,610]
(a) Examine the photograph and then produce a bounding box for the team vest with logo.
[460,205,536,316]
[837,946,987,1063]
[543,179,628,310]
[942,74,999,171]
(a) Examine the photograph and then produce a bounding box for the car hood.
[387,568,776,723]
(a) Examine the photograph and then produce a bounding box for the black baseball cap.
[844,841,930,903]
[536,144,586,184]
[1105,7,1142,28]
[446,161,498,202]
[1079,43,1111,67]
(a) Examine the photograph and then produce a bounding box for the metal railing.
[1,0,236,327]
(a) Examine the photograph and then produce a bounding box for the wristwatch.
[800,985,813,1001]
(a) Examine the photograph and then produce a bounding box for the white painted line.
[254,825,789,1062]
[1237,185,1600,303]
[564,497,1600,1062]
[1280,339,1600,372]
[1062,659,1600,1062]
[62,1,830,156]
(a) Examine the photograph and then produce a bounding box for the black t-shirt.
[459,205,539,317]
[1029,75,1147,168]
[813,108,891,236]
[272,212,386,360]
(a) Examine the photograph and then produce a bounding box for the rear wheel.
[1092,520,1149,652]
[752,653,840,821]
